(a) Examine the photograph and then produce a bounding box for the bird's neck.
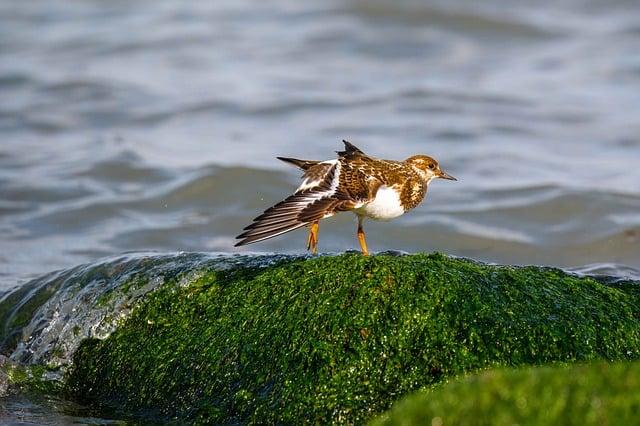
[399,177,428,211]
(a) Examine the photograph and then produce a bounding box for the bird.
[235,140,456,255]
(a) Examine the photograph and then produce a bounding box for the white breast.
[355,185,405,221]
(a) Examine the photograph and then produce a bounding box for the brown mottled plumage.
[235,140,456,254]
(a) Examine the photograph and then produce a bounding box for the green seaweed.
[372,360,640,426]
[1,361,63,395]
[64,253,640,424]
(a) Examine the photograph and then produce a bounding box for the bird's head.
[405,155,457,183]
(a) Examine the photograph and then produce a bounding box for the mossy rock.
[63,253,640,424]
[372,360,640,426]
[0,356,62,397]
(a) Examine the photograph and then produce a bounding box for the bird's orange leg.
[307,221,319,255]
[357,218,369,256]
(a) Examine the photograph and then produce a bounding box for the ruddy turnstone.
[235,140,456,255]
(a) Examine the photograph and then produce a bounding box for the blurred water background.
[1,0,640,293]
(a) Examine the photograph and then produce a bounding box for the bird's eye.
[428,163,436,170]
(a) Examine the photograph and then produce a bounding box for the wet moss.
[372,360,640,426]
[64,253,640,424]
[1,361,62,396]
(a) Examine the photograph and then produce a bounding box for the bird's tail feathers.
[336,140,365,157]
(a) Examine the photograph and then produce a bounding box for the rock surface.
[0,252,296,366]
[1,252,639,424]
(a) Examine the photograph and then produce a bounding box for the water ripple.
[1,0,639,289]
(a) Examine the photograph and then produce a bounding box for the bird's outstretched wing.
[278,157,336,193]
[235,160,344,246]
[235,140,377,246]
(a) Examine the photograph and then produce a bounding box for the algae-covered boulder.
[0,252,293,367]
[1,252,639,423]
[47,253,639,424]
[372,360,640,426]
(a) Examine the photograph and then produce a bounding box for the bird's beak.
[438,170,457,181]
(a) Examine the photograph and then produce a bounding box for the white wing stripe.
[295,159,339,193]
[328,160,341,195]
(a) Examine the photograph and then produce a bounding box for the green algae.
[64,253,640,424]
[0,361,62,396]
[372,360,640,426]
